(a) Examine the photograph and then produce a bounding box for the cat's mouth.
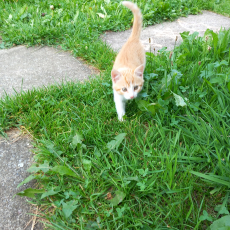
[126,95,136,100]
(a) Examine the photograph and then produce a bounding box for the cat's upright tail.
[122,1,142,40]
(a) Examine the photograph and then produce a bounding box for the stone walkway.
[0,46,97,98]
[102,11,230,52]
[0,130,43,230]
[0,10,230,230]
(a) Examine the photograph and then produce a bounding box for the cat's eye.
[134,85,139,90]
[122,87,127,92]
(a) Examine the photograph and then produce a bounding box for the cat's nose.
[130,95,134,99]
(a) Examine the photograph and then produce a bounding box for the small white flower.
[207,45,212,51]
[85,46,88,50]
[50,5,54,10]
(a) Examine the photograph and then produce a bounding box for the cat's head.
[111,65,144,100]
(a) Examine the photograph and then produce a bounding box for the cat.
[111,1,146,121]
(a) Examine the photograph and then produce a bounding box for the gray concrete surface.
[0,130,44,230]
[0,45,97,98]
[102,11,230,52]
[1,10,230,230]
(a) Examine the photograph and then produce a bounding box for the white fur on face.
[123,84,140,100]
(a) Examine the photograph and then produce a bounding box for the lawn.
[0,0,230,229]
[200,0,230,17]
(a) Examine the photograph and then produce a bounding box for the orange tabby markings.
[111,1,146,121]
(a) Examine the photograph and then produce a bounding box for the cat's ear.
[134,64,145,78]
[111,69,121,83]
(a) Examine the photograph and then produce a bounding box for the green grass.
[1,0,230,229]
[199,0,230,17]
[1,28,230,229]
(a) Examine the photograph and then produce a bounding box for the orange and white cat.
[111,1,145,121]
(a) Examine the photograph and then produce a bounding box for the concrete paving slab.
[0,129,44,230]
[102,11,230,52]
[0,45,98,98]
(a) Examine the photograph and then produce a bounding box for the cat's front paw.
[118,116,124,122]
[118,113,125,121]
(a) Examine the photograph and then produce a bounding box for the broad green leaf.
[137,100,156,115]
[161,75,172,88]
[44,142,55,154]
[211,31,218,55]
[144,150,151,157]
[138,168,148,177]
[64,190,79,199]
[62,200,79,218]
[172,92,188,107]
[171,69,183,78]
[146,104,156,115]
[123,176,139,182]
[207,63,215,72]
[137,100,150,111]
[210,77,222,84]
[85,220,102,229]
[82,159,92,172]
[190,171,230,187]
[145,73,158,80]
[207,215,230,230]
[17,174,35,188]
[140,92,149,98]
[51,166,78,178]
[71,133,83,149]
[17,188,45,198]
[109,191,126,206]
[215,205,230,215]
[116,206,126,218]
[199,210,213,221]
[214,60,228,67]
[180,31,190,40]
[0,42,5,49]
[137,181,146,191]
[94,147,101,157]
[107,133,126,150]
[27,160,50,173]
[41,189,60,199]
